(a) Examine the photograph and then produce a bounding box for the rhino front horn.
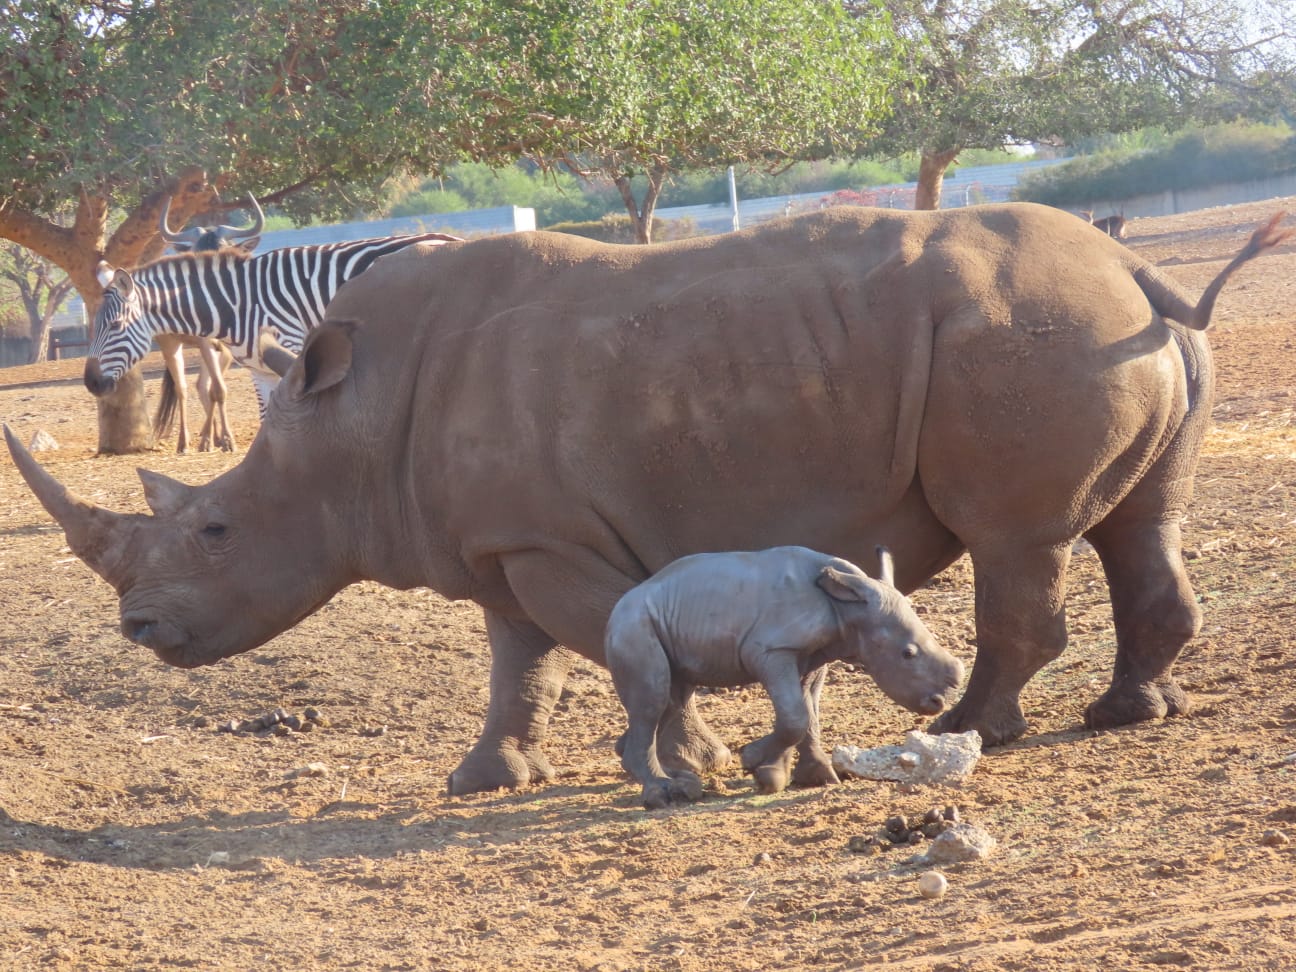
[4,425,134,588]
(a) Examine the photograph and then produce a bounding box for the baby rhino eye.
[902,644,918,659]
[202,523,226,538]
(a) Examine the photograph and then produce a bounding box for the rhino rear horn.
[4,425,133,587]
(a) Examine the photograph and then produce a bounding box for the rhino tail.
[1133,212,1291,331]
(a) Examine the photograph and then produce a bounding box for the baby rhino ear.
[817,565,875,606]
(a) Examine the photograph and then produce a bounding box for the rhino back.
[316,204,1187,602]
[613,546,841,683]
[323,212,944,574]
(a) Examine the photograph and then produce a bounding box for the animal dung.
[917,870,948,899]
[215,706,327,736]
[832,729,983,786]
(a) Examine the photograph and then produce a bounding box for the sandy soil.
[2,200,1295,971]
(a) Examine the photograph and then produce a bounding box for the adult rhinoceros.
[7,204,1288,796]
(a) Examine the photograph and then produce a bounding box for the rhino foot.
[790,757,840,789]
[1084,677,1191,731]
[641,772,704,810]
[928,697,1028,748]
[446,744,556,796]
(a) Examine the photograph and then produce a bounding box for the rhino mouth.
[121,613,206,668]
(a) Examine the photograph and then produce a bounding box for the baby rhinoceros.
[605,545,965,809]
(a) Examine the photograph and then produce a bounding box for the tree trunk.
[914,148,961,211]
[95,366,154,454]
[614,166,668,244]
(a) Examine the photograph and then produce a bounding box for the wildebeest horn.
[875,545,895,587]
[4,425,133,588]
[159,196,205,247]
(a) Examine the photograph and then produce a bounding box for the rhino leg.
[790,666,839,788]
[606,617,705,807]
[930,544,1071,746]
[1083,518,1198,729]
[446,611,571,796]
[740,653,816,794]
[653,688,733,777]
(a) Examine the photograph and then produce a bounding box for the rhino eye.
[201,523,226,538]
[902,644,918,660]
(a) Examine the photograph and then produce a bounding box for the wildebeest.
[9,203,1289,797]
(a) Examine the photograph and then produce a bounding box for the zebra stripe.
[88,232,461,383]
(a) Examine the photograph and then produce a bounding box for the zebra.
[152,193,264,454]
[84,231,463,436]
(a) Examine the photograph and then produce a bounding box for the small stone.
[753,852,773,865]
[285,762,329,779]
[361,725,387,737]
[917,870,948,899]
[28,429,59,452]
[897,752,920,769]
[1261,829,1290,847]
[921,822,997,865]
[192,715,210,729]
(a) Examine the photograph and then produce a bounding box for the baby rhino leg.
[741,653,814,794]
[791,666,840,788]
[605,612,703,809]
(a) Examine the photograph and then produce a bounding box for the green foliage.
[863,0,1296,166]
[1014,122,1296,206]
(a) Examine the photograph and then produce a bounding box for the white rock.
[831,729,982,786]
[29,429,59,452]
[920,822,997,865]
[917,870,948,899]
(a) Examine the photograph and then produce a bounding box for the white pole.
[728,166,740,232]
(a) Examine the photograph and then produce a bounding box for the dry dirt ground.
[2,200,1295,972]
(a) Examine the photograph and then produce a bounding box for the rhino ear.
[817,565,876,606]
[138,468,195,517]
[287,320,355,399]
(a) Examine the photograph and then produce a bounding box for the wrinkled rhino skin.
[7,204,1290,797]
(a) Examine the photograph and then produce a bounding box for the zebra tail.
[154,370,179,439]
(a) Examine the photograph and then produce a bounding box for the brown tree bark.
[614,165,667,244]
[0,167,219,452]
[914,148,962,211]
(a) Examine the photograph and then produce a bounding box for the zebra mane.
[140,248,253,273]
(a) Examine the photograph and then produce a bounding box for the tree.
[853,0,1296,209]
[1,0,460,451]
[3,0,910,452]
[429,0,908,242]
[0,242,75,364]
